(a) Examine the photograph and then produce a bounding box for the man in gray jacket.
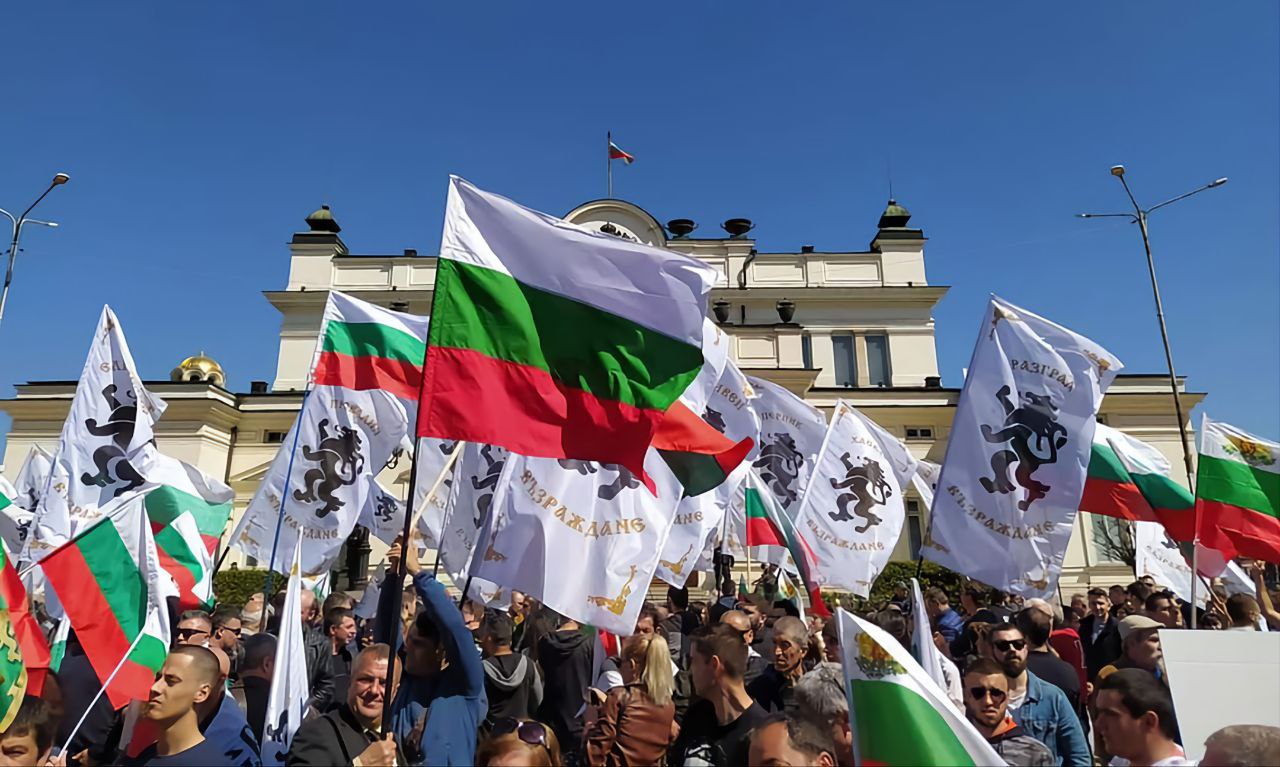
[964,658,1054,766]
[478,610,543,732]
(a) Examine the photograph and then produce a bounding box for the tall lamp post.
[0,173,71,331]
[1078,165,1227,626]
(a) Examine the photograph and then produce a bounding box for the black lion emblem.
[470,444,506,526]
[557,460,640,501]
[373,492,398,524]
[979,385,1069,511]
[752,433,805,508]
[703,406,728,435]
[293,419,365,518]
[827,453,894,533]
[79,384,146,497]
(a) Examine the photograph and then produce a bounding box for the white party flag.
[746,375,827,514]
[924,296,1121,597]
[262,536,311,766]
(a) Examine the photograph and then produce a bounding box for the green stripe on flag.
[76,521,148,640]
[430,258,702,412]
[1197,454,1280,519]
[146,486,231,537]
[321,321,426,367]
[851,679,978,766]
[0,494,10,512]
[153,525,203,584]
[1088,442,1131,484]
[1131,472,1194,512]
[127,634,169,672]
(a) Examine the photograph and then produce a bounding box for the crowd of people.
[2,544,1278,766]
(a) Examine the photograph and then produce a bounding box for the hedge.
[212,567,286,607]
[820,559,966,614]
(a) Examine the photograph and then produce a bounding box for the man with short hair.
[212,605,244,677]
[1201,724,1280,766]
[663,585,700,666]
[1225,593,1262,630]
[1016,608,1082,718]
[1109,585,1127,610]
[1080,587,1122,681]
[1125,582,1154,615]
[234,633,276,744]
[747,616,809,713]
[190,645,261,766]
[720,610,768,685]
[739,594,774,658]
[987,622,1091,766]
[175,610,213,647]
[1097,615,1165,683]
[297,588,335,714]
[478,610,543,730]
[1095,669,1191,766]
[1143,592,1182,629]
[325,607,358,707]
[123,646,227,765]
[924,587,965,647]
[287,644,402,766]
[0,697,57,767]
[792,662,852,767]
[749,712,840,767]
[671,623,768,767]
[962,658,1054,766]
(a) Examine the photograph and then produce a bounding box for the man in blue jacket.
[988,622,1091,767]
[381,538,487,765]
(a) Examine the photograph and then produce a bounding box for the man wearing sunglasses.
[987,622,1090,766]
[963,658,1054,766]
[175,611,214,648]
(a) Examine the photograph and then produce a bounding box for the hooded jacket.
[536,627,594,753]
[482,651,544,729]
[985,714,1055,767]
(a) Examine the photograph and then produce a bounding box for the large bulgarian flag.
[1081,423,1196,541]
[417,176,716,485]
[0,542,50,717]
[312,290,429,402]
[653,401,753,496]
[1196,417,1280,563]
[836,609,1002,766]
[145,454,235,610]
[40,498,176,709]
[743,469,830,618]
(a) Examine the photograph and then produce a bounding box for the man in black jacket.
[536,610,594,762]
[1079,587,1122,681]
[479,610,543,731]
[286,644,400,766]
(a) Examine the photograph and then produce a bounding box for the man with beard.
[287,644,402,766]
[962,658,1054,766]
[987,622,1090,766]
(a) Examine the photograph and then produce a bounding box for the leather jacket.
[585,683,676,767]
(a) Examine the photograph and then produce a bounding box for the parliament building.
[0,195,1202,596]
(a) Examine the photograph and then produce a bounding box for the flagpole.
[423,441,464,578]
[380,435,422,738]
[261,389,312,600]
[607,131,613,199]
[56,627,147,757]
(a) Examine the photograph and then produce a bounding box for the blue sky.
[2,3,1277,458]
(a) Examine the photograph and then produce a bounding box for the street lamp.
[1078,165,1226,626]
[0,172,71,331]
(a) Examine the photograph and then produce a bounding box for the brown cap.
[1118,614,1162,640]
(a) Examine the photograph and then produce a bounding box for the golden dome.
[171,352,226,386]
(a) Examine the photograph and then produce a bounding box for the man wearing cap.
[1096,615,1165,685]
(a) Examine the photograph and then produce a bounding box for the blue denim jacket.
[1011,671,1092,767]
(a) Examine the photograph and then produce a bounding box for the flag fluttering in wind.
[1081,423,1196,540]
[0,485,30,557]
[27,307,167,565]
[0,542,50,713]
[909,578,951,701]
[746,375,827,514]
[1196,417,1280,563]
[262,536,310,766]
[741,469,830,618]
[794,401,916,598]
[232,291,421,576]
[416,176,717,486]
[608,140,634,164]
[145,455,234,611]
[12,445,53,515]
[39,498,175,709]
[836,609,1002,766]
[924,296,1121,597]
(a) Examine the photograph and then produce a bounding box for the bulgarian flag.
[608,140,634,164]
[417,177,716,485]
[1,542,50,709]
[312,290,429,402]
[743,470,830,618]
[145,455,235,611]
[1081,423,1196,541]
[837,609,1002,766]
[40,498,176,709]
[653,401,753,496]
[1196,417,1280,563]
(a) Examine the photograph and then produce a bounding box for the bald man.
[721,610,769,685]
[746,616,810,714]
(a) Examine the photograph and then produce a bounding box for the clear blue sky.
[2,3,1277,460]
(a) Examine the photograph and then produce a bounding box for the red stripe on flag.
[41,543,150,708]
[1197,499,1280,563]
[155,543,202,611]
[1,559,50,695]
[417,346,666,490]
[312,350,422,401]
[1080,478,1159,523]
[745,517,785,548]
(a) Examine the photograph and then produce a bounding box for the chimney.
[800,245,815,254]
[924,376,942,389]
[250,380,269,394]
[404,248,418,257]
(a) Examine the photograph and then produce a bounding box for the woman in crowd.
[585,633,677,767]
[476,718,563,767]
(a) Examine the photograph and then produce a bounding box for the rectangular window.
[1090,514,1133,564]
[801,334,813,369]
[906,498,923,559]
[866,334,891,387]
[832,335,856,387]
[264,430,287,444]
[905,426,935,440]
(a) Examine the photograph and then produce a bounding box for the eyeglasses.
[216,626,243,638]
[492,718,551,753]
[968,686,1008,702]
[176,627,209,640]
[993,639,1026,652]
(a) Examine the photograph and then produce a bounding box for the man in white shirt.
[1095,669,1192,766]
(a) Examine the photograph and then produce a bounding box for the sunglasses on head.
[969,686,1008,701]
[993,639,1026,652]
[492,719,550,751]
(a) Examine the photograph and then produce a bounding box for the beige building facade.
[0,196,1202,595]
